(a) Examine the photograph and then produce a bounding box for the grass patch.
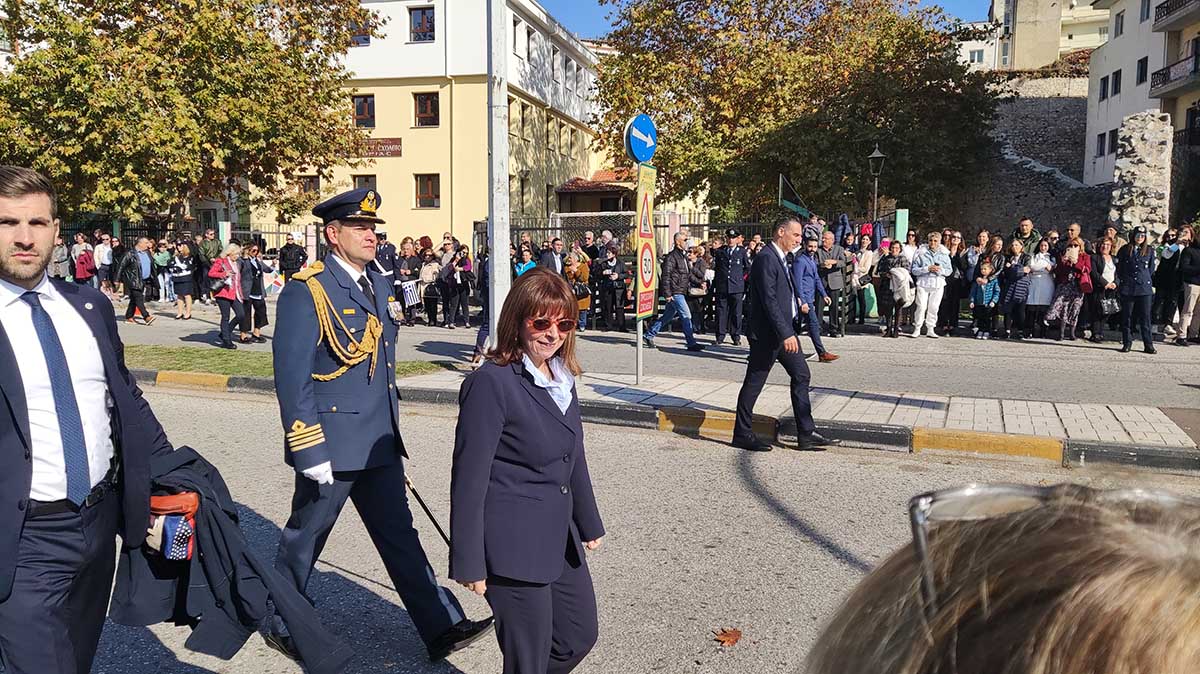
[124,345,443,380]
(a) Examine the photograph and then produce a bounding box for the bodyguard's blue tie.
[21,291,91,505]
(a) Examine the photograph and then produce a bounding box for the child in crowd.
[970,261,1000,339]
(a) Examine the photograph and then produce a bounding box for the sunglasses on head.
[527,317,577,332]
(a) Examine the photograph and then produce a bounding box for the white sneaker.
[1164,324,1178,337]
[906,329,920,338]
[927,331,940,339]
[982,332,990,340]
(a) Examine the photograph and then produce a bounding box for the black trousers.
[716,293,744,340]
[822,287,844,335]
[196,262,211,300]
[274,459,465,648]
[486,541,598,674]
[241,297,269,332]
[124,287,150,320]
[216,296,245,343]
[423,295,439,324]
[0,492,119,674]
[734,337,816,441]
[972,305,995,333]
[1121,294,1154,349]
[598,288,625,331]
[453,287,471,326]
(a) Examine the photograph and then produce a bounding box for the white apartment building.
[1084,0,1166,185]
[959,21,1001,71]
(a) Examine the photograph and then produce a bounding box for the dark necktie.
[357,275,374,301]
[21,292,91,505]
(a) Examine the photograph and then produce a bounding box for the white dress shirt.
[329,252,371,292]
[0,275,114,501]
[522,355,575,415]
[770,242,798,319]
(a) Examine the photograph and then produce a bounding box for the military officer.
[266,188,492,663]
[713,227,749,345]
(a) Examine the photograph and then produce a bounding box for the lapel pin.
[84,302,94,310]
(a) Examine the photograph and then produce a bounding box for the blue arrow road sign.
[624,114,657,164]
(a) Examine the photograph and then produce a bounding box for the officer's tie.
[21,291,91,505]
[357,276,374,303]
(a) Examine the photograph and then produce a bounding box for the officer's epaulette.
[292,261,325,282]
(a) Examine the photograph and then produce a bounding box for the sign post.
[624,114,658,386]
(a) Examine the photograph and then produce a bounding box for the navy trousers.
[485,541,597,674]
[0,493,119,674]
[716,293,744,341]
[734,337,817,441]
[274,459,465,647]
[800,309,827,355]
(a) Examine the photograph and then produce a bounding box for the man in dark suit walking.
[267,188,492,663]
[733,217,840,452]
[0,166,177,673]
[713,227,749,345]
[538,237,567,276]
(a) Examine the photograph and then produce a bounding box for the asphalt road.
[119,300,1200,408]
[91,388,1200,674]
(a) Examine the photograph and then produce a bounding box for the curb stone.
[131,369,1200,473]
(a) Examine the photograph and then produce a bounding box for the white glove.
[302,461,335,485]
[145,516,164,552]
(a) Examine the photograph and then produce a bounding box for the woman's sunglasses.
[527,317,577,333]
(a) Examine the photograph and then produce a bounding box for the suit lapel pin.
[84,302,94,310]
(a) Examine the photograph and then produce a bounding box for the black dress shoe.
[797,432,840,451]
[686,343,706,352]
[263,631,300,661]
[253,335,267,343]
[732,436,772,452]
[732,338,742,346]
[428,617,495,662]
[1145,346,1157,354]
[1119,344,1131,353]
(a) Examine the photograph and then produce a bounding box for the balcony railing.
[1155,0,1200,28]
[1151,53,1200,93]
[1178,127,1200,147]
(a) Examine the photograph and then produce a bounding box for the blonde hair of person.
[807,485,1200,674]
[222,243,242,258]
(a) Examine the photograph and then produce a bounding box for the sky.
[536,0,990,40]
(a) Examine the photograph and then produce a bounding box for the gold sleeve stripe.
[287,426,325,442]
[289,435,326,452]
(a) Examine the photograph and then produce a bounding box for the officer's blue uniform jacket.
[713,244,748,295]
[272,256,404,472]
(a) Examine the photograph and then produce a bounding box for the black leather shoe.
[1119,344,1132,353]
[686,343,706,352]
[1145,346,1157,354]
[732,436,772,452]
[263,632,300,661]
[428,617,495,662]
[732,338,742,346]
[797,432,840,451]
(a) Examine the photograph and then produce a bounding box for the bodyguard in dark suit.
[733,218,839,452]
[268,188,492,662]
[538,238,567,276]
[713,228,749,345]
[451,268,605,674]
[0,166,175,673]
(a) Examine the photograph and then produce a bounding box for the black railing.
[1156,0,1199,23]
[1151,53,1200,90]
[1177,127,1200,147]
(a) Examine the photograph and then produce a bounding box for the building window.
[565,60,575,93]
[509,97,520,137]
[1112,69,1122,96]
[1113,11,1124,37]
[297,175,320,194]
[1099,75,1109,100]
[350,22,371,47]
[1067,33,1074,40]
[415,174,440,208]
[559,121,568,156]
[353,95,375,128]
[512,18,523,58]
[1096,133,1106,157]
[410,7,435,42]
[1001,41,1010,66]
[1136,56,1149,84]
[576,68,585,97]
[552,47,561,81]
[1108,129,1119,156]
[545,184,554,217]
[1140,0,1151,22]
[353,175,377,191]
[1099,25,1109,39]
[520,177,529,215]
[969,49,984,63]
[521,103,532,140]
[546,118,557,153]
[414,93,439,127]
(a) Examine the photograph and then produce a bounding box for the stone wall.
[1109,112,1173,237]
[936,77,1110,235]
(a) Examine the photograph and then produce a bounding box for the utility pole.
[486,0,511,342]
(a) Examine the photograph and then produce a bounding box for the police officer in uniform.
[266,188,492,662]
[373,231,399,295]
[713,228,749,345]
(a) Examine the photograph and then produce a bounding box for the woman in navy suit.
[450,267,605,674]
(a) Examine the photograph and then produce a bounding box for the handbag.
[1101,294,1120,316]
[209,276,226,293]
[687,287,706,297]
[572,282,591,300]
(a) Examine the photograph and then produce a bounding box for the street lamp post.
[868,144,886,224]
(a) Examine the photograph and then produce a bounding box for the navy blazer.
[449,361,604,585]
[1116,245,1155,297]
[791,252,828,305]
[745,246,798,347]
[537,251,567,276]
[0,281,174,601]
[272,258,404,472]
[713,245,748,295]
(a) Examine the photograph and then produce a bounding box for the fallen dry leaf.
[713,628,742,648]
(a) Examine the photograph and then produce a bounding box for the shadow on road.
[95,503,470,674]
[735,451,872,575]
[416,340,474,362]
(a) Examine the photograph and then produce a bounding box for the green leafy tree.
[594,0,1000,221]
[0,0,382,221]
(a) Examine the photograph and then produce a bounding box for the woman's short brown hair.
[488,267,582,375]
